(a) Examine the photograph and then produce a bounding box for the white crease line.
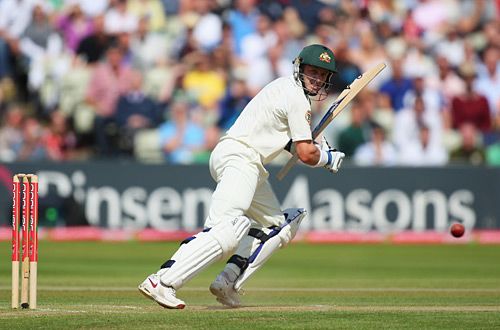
[1,286,499,293]
[2,305,499,315]
[0,308,148,318]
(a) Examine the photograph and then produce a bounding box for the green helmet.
[294,44,337,99]
[296,44,337,73]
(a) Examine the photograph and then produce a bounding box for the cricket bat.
[276,62,386,180]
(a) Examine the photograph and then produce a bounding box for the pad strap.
[227,254,249,272]
[231,208,307,291]
[159,216,250,289]
[248,227,278,243]
[160,259,175,269]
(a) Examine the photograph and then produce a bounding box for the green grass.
[1,241,500,329]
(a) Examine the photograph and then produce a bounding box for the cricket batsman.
[138,44,345,309]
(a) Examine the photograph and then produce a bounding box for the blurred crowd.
[0,0,499,166]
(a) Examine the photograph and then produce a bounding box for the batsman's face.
[302,65,330,94]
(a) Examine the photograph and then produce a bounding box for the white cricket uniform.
[206,76,312,229]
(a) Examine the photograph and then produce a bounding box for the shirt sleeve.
[287,92,312,142]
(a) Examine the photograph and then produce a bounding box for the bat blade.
[276,62,386,180]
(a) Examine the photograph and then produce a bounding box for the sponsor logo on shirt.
[305,110,312,124]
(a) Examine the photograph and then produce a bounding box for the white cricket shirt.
[225,76,312,164]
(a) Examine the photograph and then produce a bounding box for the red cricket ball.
[450,223,465,238]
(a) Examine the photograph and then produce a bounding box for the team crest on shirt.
[319,52,331,63]
[305,110,312,124]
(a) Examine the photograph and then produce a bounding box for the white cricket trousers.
[205,138,283,229]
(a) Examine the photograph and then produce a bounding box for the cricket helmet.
[293,44,337,99]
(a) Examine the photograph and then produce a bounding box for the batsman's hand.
[324,149,345,173]
[318,136,345,173]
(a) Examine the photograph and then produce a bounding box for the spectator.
[59,55,92,117]
[217,79,251,131]
[130,17,169,71]
[182,51,226,109]
[403,73,443,113]
[114,71,161,154]
[161,0,180,16]
[398,124,448,166]
[350,29,387,89]
[402,44,436,78]
[0,104,25,161]
[368,0,404,30]
[245,43,292,96]
[239,14,277,64]
[257,0,286,21]
[307,22,336,57]
[411,0,455,38]
[211,26,233,79]
[0,1,498,166]
[282,6,307,40]
[456,1,497,34]
[226,0,259,56]
[44,110,78,161]
[379,58,414,112]
[288,0,328,34]
[475,46,500,128]
[76,15,112,64]
[481,19,500,49]
[191,0,223,52]
[115,31,133,65]
[78,0,110,18]
[272,16,302,63]
[434,25,465,69]
[158,99,205,164]
[353,121,398,166]
[171,23,198,61]
[154,63,185,105]
[104,0,138,35]
[426,55,465,107]
[393,96,443,151]
[85,44,135,155]
[192,125,221,164]
[450,64,491,133]
[19,4,64,91]
[127,0,166,32]
[0,0,35,80]
[328,38,362,94]
[17,117,47,161]
[450,122,485,165]
[337,100,371,158]
[56,3,94,53]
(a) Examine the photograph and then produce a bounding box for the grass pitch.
[1,241,499,329]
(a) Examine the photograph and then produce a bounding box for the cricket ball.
[450,223,465,238]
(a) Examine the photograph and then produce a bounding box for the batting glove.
[318,136,345,173]
[324,149,345,173]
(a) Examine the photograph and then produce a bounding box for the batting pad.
[234,208,306,291]
[159,216,250,289]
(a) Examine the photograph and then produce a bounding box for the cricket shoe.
[209,271,241,308]
[138,274,185,309]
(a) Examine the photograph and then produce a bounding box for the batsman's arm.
[277,62,386,180]
[295,140,320,166]
[293,139,345,173]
